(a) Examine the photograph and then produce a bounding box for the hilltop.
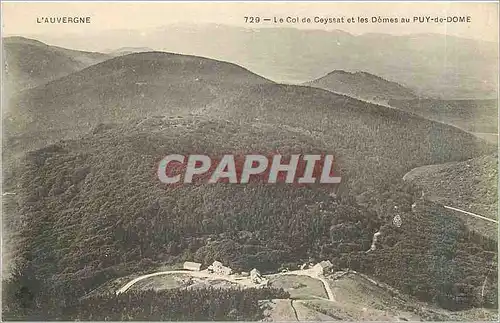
[306,72,498,144]
[4,51,272,135]
[2,37,110,94]
[107,47,155,56]
[305,70,418,103]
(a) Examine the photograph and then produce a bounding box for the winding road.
[116,268,336,302]
[116,269,258,295]
[443,205,498,224]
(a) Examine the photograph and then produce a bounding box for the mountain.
[305,70,418,103]
[4,51,271,136]
[32,25,499,99]
[3,48,497,319]
[305,72,498,143]
[4,51,494,195]
[107,47,155,56]
[2,37,110,95]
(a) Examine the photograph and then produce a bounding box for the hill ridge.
[306,69,418,102]
[3,36,107,57]
[3,36,110,93]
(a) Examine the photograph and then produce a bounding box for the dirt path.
[290,300,299,321]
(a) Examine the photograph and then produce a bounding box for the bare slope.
[304,272,497,321]
[305,70,418,103]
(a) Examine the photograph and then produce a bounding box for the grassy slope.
[307,273,497,321]
[268,275,327,300]
[4,51,271,134]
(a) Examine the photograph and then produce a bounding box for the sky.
[1,1,499,42]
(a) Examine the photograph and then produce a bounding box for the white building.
[208,260,232,275]
[250,268,268,285]
[250,268,263,283]
[312,260,333,275]
[183,261,202,271]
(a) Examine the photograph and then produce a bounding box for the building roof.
[183,261,202,269]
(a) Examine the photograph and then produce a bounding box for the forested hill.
[4,51,494,194]
[404,154,498,221]
[3,117,497,319]
[3,45,497,320]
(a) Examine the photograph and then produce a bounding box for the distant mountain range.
[3,37,496,158]
[5,36,495,138]
[27,24,499,99]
